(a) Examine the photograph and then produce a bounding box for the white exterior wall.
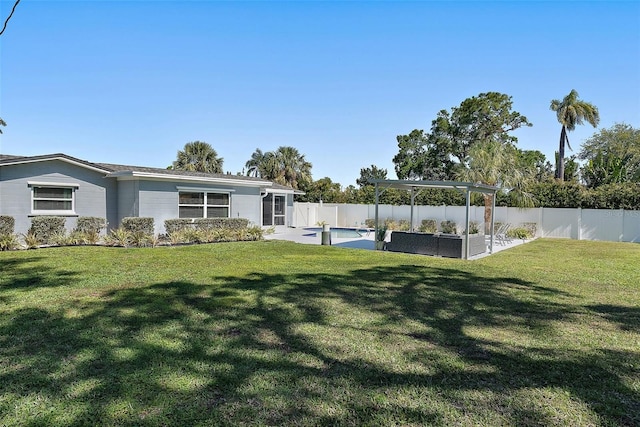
[293,202,640,243]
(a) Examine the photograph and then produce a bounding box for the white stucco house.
[0,153,301,235]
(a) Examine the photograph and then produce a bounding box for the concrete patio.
[264,227,530,259]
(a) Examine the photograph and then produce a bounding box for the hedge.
[121,217,154,235]
[165,218,250,234]
[29,216,66,244]
[0,215,15,235]
[74,217,107,234]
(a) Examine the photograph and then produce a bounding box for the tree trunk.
[557,125,567,181]
[484,194,493,234]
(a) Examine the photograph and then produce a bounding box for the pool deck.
[264,227,530,259]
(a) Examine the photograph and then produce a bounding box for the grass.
[0,239,639,426]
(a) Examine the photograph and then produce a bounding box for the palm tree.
[172,141,223,174]
[275,146,312,190]
[244,146,312,190]
[457,141,534,233]
[0,117,6,133]
[550,90,600,181]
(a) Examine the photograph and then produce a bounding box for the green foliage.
[22,231,40,249]
[104,227,132,247]
[165,219,263,245]
[529,181,640,209]
[582,183,640,210]
[418,219,437,233]
[466,221,480,234]
[356,165,388,187]
[245,146,312,190]
[28,216,66,245]
[507,227,532,240]
[550,89,600,181]
[164,219,194,235]
[529,181,585,208]
[397,219,411,231]
[172,141,224,173]
[194,218,249,231]
[0,233,20,251]
[0,215,15,235]
[440,220,457,234]
[121,217,154,235]
[394,92,532,181]
[74,217,106,234]
[298,177,344,203]
[73,217,106,245]
[579,123,640,188]
[375,225,388,241]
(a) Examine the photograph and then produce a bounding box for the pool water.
[303,227,369,238]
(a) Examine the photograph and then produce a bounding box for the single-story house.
[0,153,301,235]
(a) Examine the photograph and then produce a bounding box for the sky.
[1,1,639,187]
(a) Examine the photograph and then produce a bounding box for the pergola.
[370,179,499,260]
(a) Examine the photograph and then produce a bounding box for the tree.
[0,117,6,133]
[356,165,387,187]
[457,141,534,232]
[393,92,532,180]
[276,146,312,190]
[550,89,600,181]
[298,177,344,203]
[245,146,312,190]
[578,123,640,188]
[516,149,554,182]
[172,141,224,174]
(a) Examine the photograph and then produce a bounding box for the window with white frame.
[31,185,76,213]
[178,191,230,218]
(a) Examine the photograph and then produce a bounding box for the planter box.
[386,231,439,256]
[437,233,486,258]
[386,231,486,258]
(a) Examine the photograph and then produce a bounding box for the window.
[179,191,229,218]
[31,186,75,213]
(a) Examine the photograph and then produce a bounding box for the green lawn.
[1,239,639,426]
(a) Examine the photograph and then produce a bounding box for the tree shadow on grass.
[0,263,638,426]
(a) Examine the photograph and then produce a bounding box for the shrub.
[397,219,411,231]
[244,225,264,241]
[194,218,249,231]
[364,219,375,228]
[165,219,194,235]
[23,231,40,249]
[0,215,15,235]
[440,220,457,234]
[507,227,531,240]
[418,219,437,233]
[74,217,106,234]
[28,216,66,245]
[0,233,20,251]
[466,221,480,234]
[104,227,131,247]
[121,217,154,235]
[521,222,538,237]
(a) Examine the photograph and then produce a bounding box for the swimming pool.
[303,227,370,238]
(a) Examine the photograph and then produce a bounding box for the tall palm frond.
[172,141,224,174]
[550,90,599,181]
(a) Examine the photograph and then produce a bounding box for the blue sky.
[1,1,638,187]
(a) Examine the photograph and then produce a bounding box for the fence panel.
[292,202,640,242]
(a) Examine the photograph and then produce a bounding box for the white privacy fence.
[291,202,640,243]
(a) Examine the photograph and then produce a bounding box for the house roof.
[0,153,302,192]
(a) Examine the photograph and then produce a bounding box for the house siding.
[133,180,263,235]
[0,160,117,235]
